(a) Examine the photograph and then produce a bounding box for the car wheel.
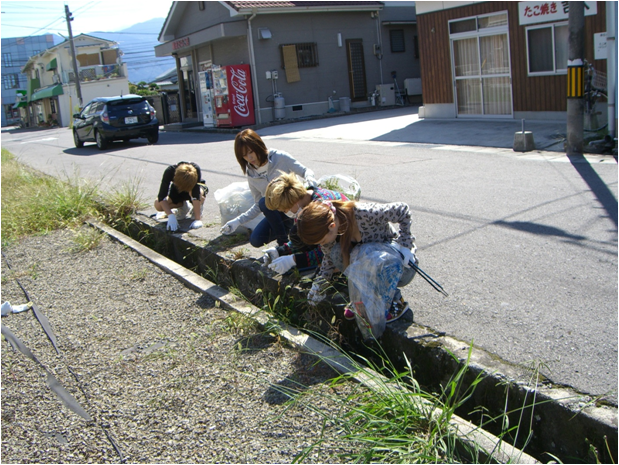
[95,130,108,150]
[73,130,84,148]
[147,132,159,144]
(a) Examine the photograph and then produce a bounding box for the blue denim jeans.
[250,197,293,248]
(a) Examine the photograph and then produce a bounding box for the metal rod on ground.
[410,261,449,297]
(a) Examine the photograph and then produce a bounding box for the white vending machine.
[198,70,215,127]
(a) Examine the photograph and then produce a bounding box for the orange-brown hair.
[265,172,307,211]
[234,128,268,174]
[297,200,357,267]
[173,163,198,193]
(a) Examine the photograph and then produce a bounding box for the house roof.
[225,1,383,10]
[160,1,383,42]
[22,33,118,72]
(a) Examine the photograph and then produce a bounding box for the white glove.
[262,247,279,264]
[189,220,203,230]
[221,218,241,235]
[268,255,296,274]
[307,281,326,306]
[392,242,417,268]
[167,213,179,231]
[305,173,318,188]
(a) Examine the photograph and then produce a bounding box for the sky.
[1,0,174,39]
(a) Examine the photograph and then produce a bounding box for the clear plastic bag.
[317,174,361,201]
[213,181,264,230]
[344,242,403,340]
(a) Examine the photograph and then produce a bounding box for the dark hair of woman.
[234,128,269,174]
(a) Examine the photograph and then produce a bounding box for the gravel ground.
[1,227,359,464]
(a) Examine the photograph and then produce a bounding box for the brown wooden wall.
[418,2,607,112]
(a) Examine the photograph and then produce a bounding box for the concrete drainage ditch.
[93,212,617,464]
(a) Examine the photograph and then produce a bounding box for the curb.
[97,214,618,464]
[91,219,539,464]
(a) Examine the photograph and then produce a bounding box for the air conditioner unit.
[404,78,422,96]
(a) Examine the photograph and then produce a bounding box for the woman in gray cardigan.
[221,129,317,247]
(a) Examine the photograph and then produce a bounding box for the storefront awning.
[45,58,57,71]
[30,84,63,101]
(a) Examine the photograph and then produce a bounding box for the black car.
[73,94,159,149]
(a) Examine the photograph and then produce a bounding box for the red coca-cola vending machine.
[211,64,255,127]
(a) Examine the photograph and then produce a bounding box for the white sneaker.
[176,201,193,219]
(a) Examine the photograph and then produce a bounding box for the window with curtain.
[526,22,568,75]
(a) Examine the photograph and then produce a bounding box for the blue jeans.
[250,197,293,248]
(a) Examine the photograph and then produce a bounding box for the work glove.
[262,247,279,264]
[305,173,318,188]
[221,218,241,235]
[307,280,327,306]
[268,255,296,274]
[189,220,203,230]
[391,242,417,268]
[167,213,179,231]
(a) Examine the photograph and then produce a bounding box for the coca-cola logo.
[230,67,250,118]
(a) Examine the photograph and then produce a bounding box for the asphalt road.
[2,107,617,404]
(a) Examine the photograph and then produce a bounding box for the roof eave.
[233,5,383,14]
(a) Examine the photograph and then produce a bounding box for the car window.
[107,99,148,114]
[80,103,92,117]
[87,103,100,116]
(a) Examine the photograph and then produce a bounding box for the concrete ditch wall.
[123,213,617,463]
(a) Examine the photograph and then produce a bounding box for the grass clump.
[1,148,100,244]
[1,149,147,245]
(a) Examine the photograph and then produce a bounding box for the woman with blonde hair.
[297,199,417,328]
[221,129,317,247]
[261,172,348,274]
[154,161,208,231]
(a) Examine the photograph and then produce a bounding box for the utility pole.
[65,5,83,108]
[566,2,585,155]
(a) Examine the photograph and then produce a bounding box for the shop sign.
[173,37,190,51]
[518,1,597,25]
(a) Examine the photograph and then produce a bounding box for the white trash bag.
[344,242,403,340]
[317,174,361,201]
[214,181,264,231]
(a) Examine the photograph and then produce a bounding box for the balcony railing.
[63,64,123,83]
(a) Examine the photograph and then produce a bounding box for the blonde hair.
[173,163,198,193]
[297,200,357,267]
[265,172,307,211]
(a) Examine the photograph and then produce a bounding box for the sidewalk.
[181,105,574,153]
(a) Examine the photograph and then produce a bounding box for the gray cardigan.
[236,148,314,225]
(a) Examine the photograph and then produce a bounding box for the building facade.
[21,33,130,128]
[1,34,59,127]
[416,1,613,126]
[155,1,420,125]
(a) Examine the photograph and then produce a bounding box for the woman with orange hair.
[297,200,417,326]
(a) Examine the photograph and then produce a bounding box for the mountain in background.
[89,18,175,84]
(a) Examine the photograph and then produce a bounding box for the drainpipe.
[607,1,617,138]
[374,10,384,85]
[247,11,262,124]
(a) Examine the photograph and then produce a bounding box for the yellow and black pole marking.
[567,65,584,98]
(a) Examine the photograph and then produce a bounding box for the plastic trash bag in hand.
[262,247,279,264]
[167,213,179,231]
[221,218,241,235]
[268,255,296,274]
[307,280,327,306]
